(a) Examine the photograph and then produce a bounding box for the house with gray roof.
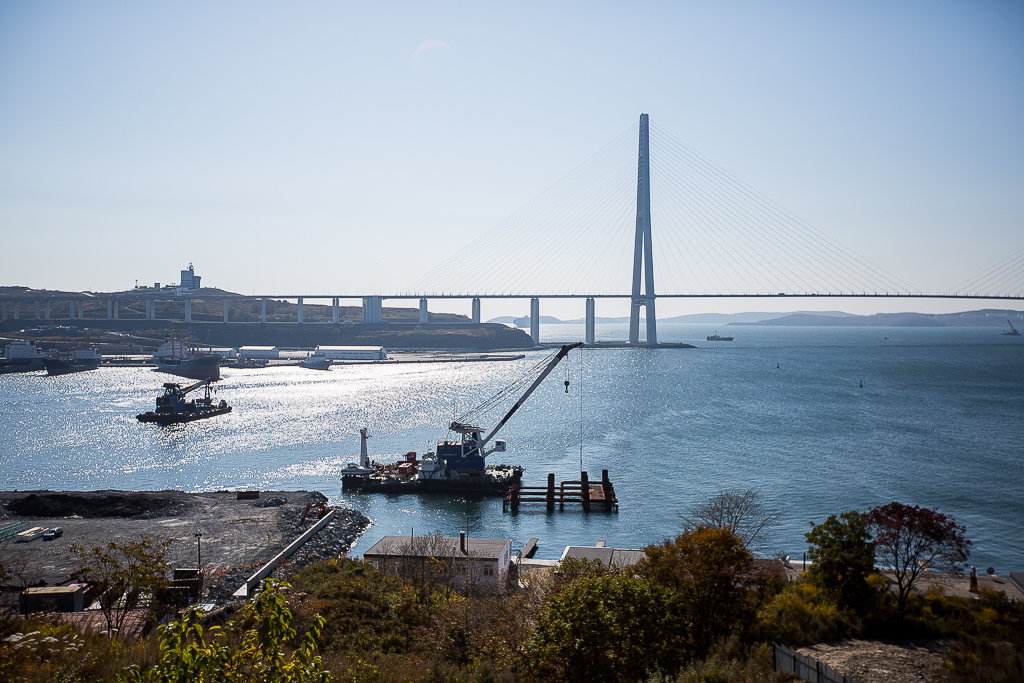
[363,532,512,591]
[559,542,645,568]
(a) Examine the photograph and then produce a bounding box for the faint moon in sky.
[413,39,452,67]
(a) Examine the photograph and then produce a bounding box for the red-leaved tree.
[867,502,972,610]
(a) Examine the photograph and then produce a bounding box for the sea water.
[0,324,1021,570]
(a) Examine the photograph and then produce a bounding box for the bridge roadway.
[1,293,1020,345]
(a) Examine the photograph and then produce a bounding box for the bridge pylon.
[629,113,657,345]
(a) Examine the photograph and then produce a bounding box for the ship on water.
[706,332,734,341]
[137,379,231,425]
[43,348,101,376]
[0,341,47,374]
[342,342,582,495]
[152,336,222,380]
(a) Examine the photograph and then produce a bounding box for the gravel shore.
[1,489,371,605]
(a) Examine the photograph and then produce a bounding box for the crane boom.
[473,342,582,450]
[164,379,211,396]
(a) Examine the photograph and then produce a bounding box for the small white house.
[313,345,387,360]
[240,346,280,359]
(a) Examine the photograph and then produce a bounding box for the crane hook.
[564,380,570,393]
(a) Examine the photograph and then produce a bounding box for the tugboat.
[301,355,332,370]
[343,342,582,495]
[136,380,231,425]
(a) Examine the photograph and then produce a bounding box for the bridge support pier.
[68,300,73,320]
[530,298,540,344]
[362,296,383,323]
[419,298,428,324]
[223,299,229,323]
[332,298,339,324]
[472,298,481,324]
[185,299,192,323]
[34,301,39,320]
[45,301,50,320]
[261,298,267,324]
[586,298,595,344]
[107,300,112,320]
[114,300,119,320]
[297,298,303,324]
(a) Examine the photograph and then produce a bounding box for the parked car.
[43,527,63,540]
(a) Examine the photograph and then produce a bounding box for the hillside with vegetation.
[2,495,1021,682]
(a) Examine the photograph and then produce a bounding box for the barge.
[137,380,231,425]
[342,343,582,496]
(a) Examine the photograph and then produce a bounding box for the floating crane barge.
[341,342,617,507]
[136,380,231,425]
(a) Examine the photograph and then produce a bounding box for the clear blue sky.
[1,1,1021,319]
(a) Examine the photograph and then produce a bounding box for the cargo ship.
[342,343,581,495]
[43,348,101,376]
[706,332,734,341]
[0,341,47,374]
[153,336,222,380]
[137,380,231,425]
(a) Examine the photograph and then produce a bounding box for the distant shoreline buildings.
[134,263,202,295]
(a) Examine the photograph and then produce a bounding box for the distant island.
[488,309,1022,327]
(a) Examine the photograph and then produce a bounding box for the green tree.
[805,511,876,611]
[637,526,753,658]
[121,578,330,683]
[70,534,172,636]
[529,572,678,683]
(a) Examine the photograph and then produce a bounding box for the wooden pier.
[503,470,618,512]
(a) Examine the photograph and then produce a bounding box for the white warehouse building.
[313,345,387,360]
[239,346,280,359]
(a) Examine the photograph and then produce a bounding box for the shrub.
[529,572,681,683]
[754,583,857,646]
[940,634,1024,683]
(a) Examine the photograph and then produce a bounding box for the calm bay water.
[1,324,1021,570]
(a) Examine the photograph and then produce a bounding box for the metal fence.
[773,643,862,683]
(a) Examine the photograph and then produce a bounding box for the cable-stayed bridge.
[3,115,1022,345]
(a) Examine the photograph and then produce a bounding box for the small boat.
[1002,320,1020,336]
[301,356,332,370]
[44,348,101,375]
[707,332,734,341]
[137,380,231,425]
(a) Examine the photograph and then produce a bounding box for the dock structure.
[503,470,618,512]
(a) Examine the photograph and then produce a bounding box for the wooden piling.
[546,473,555,512]
[602,470,613,512]
[581,471,590,511]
